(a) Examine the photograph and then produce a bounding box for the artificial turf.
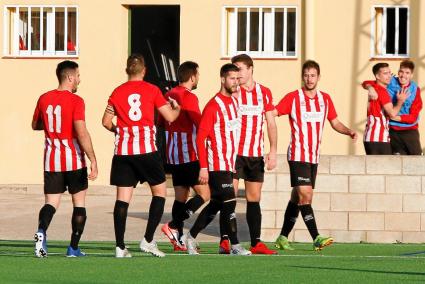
[1,240,425,283]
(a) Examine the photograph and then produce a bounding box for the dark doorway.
[130,5,180,171]
[130,5,180,93]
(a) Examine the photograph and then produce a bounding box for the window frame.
[3,5,79,58]
[370,5,410,59]
[221,5,298,59]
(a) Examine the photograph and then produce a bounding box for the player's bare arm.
[383,88,409,120]
[31,118,44,131]
[158,100,181,122]
[198,168,209,185]
[74,120,98,180]
[329,118,357,141]
[101,104,116,133]
[265,110,277,170]
[196,125,210,185]
[366,85,378,101]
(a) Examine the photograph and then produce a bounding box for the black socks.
[144,196,165,243]
[221,200,239,245]
[299,204,319,240]
[38,204,56,232]
[70,207,87,250]
[114,200,129,250]
[246,202,261,247]
[190,200,221,239]
[280,201,300,237]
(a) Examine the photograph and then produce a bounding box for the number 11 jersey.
[32,89,86,172]
[107,80,167,156]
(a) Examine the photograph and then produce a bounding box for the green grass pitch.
[1,240,425,283]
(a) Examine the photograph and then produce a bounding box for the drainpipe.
[304,0,315,60]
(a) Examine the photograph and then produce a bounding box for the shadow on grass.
[127,211,251,241]
[288,265,425,276]
[0,240,116,255]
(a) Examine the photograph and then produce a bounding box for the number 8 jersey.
[107,80,167,155]
[32,89,86,172]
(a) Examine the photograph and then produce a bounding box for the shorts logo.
[297,176,311,182]
[222,183,233,189]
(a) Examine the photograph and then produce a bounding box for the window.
[3,5,78,57]
[222,6,297,58]
[371,6,409,58]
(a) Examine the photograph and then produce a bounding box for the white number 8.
[128,93,142,121]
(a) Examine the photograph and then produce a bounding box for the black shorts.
[44,168,88,194]
[234,155,265,182]
[364,142,392,155]
[208,171,235,202]
[389,129,423,155]
[288,161,318,189]
[169,161,200,187]
[110,152,166,187]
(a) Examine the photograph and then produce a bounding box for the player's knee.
[196,187,211,202]
[245,189,261,202]
[298,197,312,205]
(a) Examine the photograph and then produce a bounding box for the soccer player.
[32,60,98,258]
[361,63,408,155]
[217,54,277,255]
[181,63,251,256]
[363,60,422,155]
[160,61,210,251]
[273,60,357,251]
[102,54,180,258]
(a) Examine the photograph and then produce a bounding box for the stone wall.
[1,155,424,243]
[258,155,425,243]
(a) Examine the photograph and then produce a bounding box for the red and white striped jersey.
[32,89,86,172]
[197,93,239,172]
[276,89,337,164]
[236,83,274,157]
[108,80,167,155]
[363,83,391,142]
[164,86,201,165]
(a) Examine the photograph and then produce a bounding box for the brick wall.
[258,155,425,243]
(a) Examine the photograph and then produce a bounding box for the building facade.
[1,0,424,185]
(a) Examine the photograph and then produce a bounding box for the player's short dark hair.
[372,62,389,76]
[177,61,199,83]
[56,60,79,83]
[220,63,239,77]
[126,54,145,76]
[302,60,320,76]
[400,60,415,72]
[231,53,254,68]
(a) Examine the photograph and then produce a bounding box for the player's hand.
[348,130,358,141]
[265,152,277,171]
[396,88,409,104]
[168,98,180,110]
[198,168,209,185]
[88,161,98,181]
[367,86,378,101]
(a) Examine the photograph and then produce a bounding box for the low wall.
[1,155,424,243]
[258,155,425,243]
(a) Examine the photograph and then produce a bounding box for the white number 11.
[46,105,62,133]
